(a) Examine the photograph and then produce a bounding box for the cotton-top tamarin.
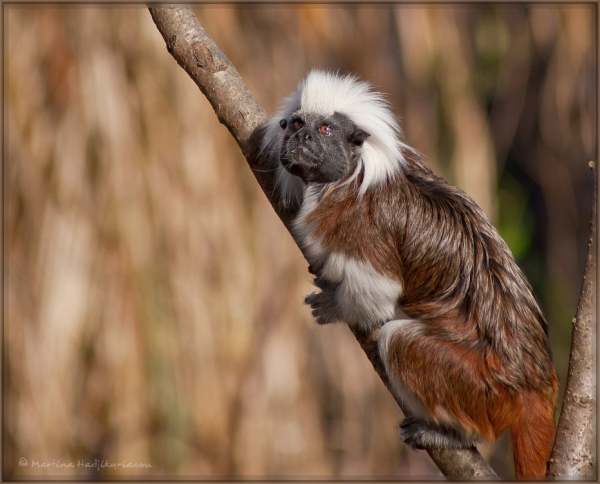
[261,70,558,479]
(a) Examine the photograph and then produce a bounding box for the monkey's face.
[279,112,370,184]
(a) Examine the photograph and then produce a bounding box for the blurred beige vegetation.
[5,4,595,479]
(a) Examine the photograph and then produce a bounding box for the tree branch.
[147,4,498,479]
[548,161,597,479]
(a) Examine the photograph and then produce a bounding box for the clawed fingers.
[304,292,321,307]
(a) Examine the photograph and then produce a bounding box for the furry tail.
[510,392,556,479]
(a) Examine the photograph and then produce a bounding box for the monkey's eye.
[292,119,304,131]
[319,124,332,135]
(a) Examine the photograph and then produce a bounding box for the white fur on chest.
[293,188,402,330]
[325,253,402,329]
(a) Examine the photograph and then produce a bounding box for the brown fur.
[306,147,558,478]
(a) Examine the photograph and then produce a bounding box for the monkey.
[260,70,558,479]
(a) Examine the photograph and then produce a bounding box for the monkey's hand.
[304,276,342,325]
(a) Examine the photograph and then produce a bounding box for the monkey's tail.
[509,392,556,479]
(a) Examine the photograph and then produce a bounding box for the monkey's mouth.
[281,145,319,181]
[283,160,306,179]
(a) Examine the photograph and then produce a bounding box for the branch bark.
[146,4,507,479]
[147,4,295,227]
[548,161,597,479]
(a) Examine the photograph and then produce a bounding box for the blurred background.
[5,4,596,479]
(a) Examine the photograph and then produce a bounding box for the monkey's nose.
[303,133,313,141]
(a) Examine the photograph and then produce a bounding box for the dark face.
[279,112,370,184]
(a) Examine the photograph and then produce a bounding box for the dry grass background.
[5,4,596,479]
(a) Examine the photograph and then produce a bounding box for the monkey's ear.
[350,129,370,146]
[279,119,288,130]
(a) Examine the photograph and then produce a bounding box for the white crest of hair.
[260,69,407,207]
[298,70,406,197]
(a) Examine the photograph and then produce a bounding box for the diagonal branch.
[148,4,497,479]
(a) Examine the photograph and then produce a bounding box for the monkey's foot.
[399,416,476,450]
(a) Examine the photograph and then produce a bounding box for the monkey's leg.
[378,319,485,451]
